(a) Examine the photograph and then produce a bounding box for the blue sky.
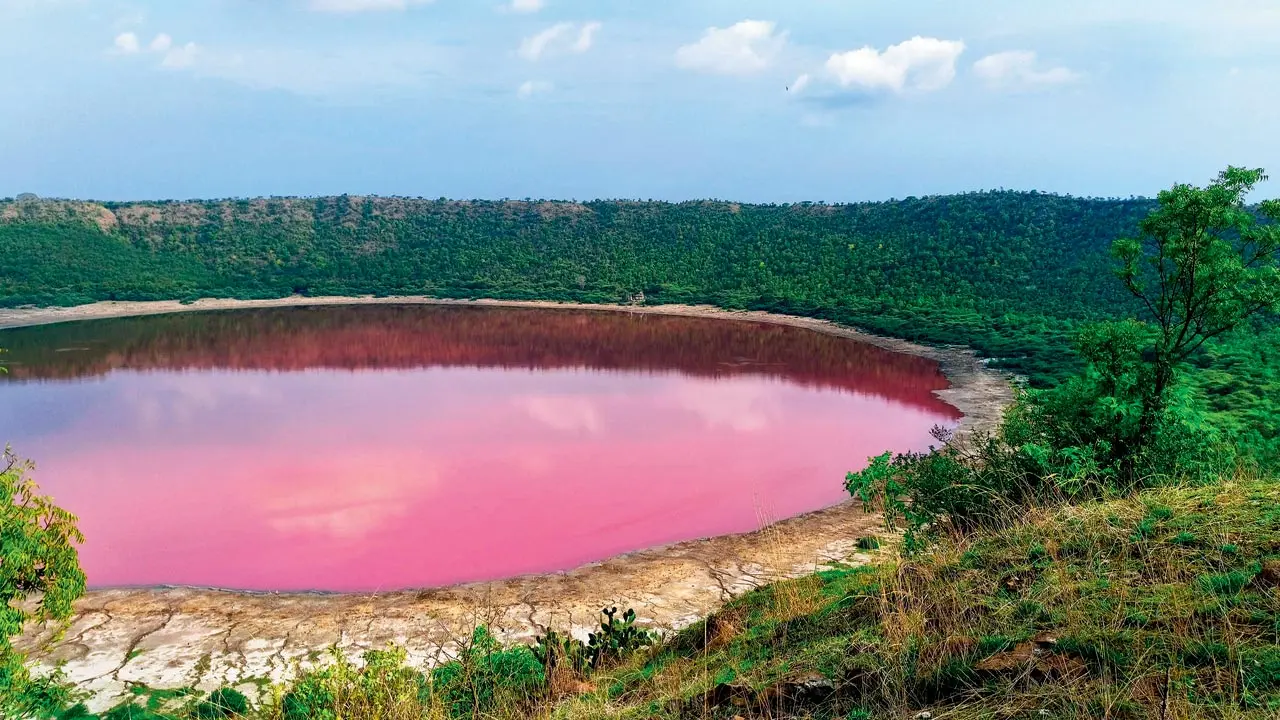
[1,0,1278,202]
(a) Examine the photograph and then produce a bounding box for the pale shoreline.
[8,296,1014,711]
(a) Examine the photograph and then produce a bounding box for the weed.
[192,688,250,718]
[1198,570,1253,596]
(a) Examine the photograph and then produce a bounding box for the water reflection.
[0,306,960,592]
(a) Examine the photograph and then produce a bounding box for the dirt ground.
[4,297,1013,711]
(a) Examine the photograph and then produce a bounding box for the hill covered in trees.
[4,190,1276,463]
[0,192,1154,380]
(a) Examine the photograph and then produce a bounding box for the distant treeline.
[1,192,1276,464]
[0,193,1159,383]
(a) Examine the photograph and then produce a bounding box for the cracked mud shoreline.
[5,297,1014,711]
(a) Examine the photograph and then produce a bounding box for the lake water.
[0,305,960,592]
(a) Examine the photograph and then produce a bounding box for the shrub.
[279,678,334,720]
[277,647,425,720]
[191,688,249,718]
[57,703,96,720]
[531,629,589,675]
[855,536,881,551]
[585,607,657,669]
[531,607,657,678]
[847,322,1236,549]
[430,627,545,719]
[2,672,78,720]
[1,453,86,720]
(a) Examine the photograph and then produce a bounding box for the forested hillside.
[2,191,1276,463]
[0,193,1151,379]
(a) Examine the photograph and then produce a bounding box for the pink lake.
[0,305,960,592]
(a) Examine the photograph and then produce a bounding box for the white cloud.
[111,30,203,70]
[508,0,543,13]
[518,395,600,431]
[675,20,786,76]
[519,22,571,60]
[790,73,811,93]
[973,51,1079,90]
[160,42,199,69]
[149,33,172,53]
[113,31,139,54]
[309,0,432,12]
[671,381,775,433]
[517,79,553,99]
[519,21,600,60]
[263,451,434,541]
[572,21,601,53]
[826,36,965,93]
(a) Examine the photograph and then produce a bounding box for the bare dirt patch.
[0,200,121,232]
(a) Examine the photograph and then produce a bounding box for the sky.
[1,0,1278,202]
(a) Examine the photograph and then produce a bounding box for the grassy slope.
[554,477,1280,720]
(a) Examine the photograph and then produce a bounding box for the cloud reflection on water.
[0,307,960,592]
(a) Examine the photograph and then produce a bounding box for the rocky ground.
[18,503,889,711]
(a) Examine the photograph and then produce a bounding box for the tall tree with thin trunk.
[1112,166,1280,452]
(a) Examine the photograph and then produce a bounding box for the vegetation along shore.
[2,166,1279,719]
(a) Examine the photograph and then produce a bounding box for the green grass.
[550,475,1280,719]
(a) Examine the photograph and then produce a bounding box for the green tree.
[848,168,1277,546]
[1,449,87,716]
[1113,166,1280,444]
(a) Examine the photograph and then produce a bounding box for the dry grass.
[552,473,1280,719]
